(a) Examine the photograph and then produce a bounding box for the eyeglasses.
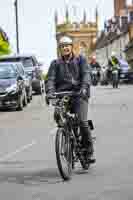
[59,44,71,48]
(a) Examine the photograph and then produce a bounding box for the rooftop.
[56,22,97,33]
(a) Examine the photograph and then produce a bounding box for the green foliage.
[0,30,11,56]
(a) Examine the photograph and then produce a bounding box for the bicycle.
[46,91,95,181]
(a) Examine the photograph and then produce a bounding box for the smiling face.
[59,44,73,57]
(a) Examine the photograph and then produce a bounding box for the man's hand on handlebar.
[80,88,88,100]
[45,92,55,105]
[45,89,88,105]
[47,93,56,99]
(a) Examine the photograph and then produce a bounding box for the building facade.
[55,8,98,62]
[114,0,126,17]
[95,30,130,66]
[94,0,133,66]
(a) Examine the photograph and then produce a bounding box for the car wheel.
[27,97,31,103]
[27,89,31,103]
[23,90,28,107]
[30,93,33,100]
[37,81,43,94]
[16,94,23,111]
[42,83,45,93]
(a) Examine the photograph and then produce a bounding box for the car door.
[12,64,24,92]
[16,63,29,86]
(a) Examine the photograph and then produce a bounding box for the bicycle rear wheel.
[55,128,72,181]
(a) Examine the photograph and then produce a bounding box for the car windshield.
[0,57,33,68]
[0,65,17,79]
[22,58,33,68]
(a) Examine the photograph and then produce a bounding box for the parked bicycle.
[46,91,95,181]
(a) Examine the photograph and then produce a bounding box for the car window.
[12,64,19,74]
[22,58,33,68]
[0,58,19,62]
[0,56,37,67]
[0,64,17,79]
[17,64,25,75]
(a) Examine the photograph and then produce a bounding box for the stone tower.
[114,0,126,16]
[55,7,99,62]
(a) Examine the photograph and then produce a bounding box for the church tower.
[55,7,98,62]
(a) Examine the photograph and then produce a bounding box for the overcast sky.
[0,0,114,66]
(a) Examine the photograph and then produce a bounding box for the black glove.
[80,88,88,100]
[45,92,55,105]
[46,92,55,99]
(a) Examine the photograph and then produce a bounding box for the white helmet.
[111,51,116,57]
[59,36,73,46]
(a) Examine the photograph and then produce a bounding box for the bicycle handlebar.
[48,91,81,99]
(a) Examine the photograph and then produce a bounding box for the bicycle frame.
[48,91,94,180]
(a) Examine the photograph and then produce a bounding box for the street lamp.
[14,0,20,54]
[104,31,109,62]
[116,28,122,58]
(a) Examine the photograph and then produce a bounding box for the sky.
[0,0,114,66]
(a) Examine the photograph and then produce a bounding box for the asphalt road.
[0,85,133,200]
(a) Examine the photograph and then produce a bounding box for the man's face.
[59,44,73,56]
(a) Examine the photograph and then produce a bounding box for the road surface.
[0,85,133,200]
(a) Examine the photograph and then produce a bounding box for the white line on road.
[0,140,37,162]
[0,127,57,162]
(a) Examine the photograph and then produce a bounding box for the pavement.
[0,85,133,200]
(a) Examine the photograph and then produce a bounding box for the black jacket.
[90,62,101,70]
[45,55,91,97]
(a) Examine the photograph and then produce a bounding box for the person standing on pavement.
[90,55,101,82]
[108,52,120,82]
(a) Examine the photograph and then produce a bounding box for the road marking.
[0,140,37,162]
[0,127,57,162]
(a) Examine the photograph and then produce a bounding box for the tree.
[0,28,11,56]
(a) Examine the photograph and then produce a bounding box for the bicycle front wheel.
[55,128,72,181]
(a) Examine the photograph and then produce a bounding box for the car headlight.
[6,84,18,93]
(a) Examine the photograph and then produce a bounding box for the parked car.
[0,62,27,110]
[118,59,133,83]
[12,62,32,102]
[0,54,45,94]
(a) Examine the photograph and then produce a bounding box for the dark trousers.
[72,97,93,151]
[72,97,88,122]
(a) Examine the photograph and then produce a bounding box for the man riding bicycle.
[45,36,95,163]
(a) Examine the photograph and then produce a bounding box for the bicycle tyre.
[55,128,72,181]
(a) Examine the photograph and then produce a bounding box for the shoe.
[82,147,96,164]
[83,162,89,170]
[88,154,96,164]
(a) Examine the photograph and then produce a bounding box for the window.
[22,58,33,68]
[0,64,17,79]
[17,64,25,76]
